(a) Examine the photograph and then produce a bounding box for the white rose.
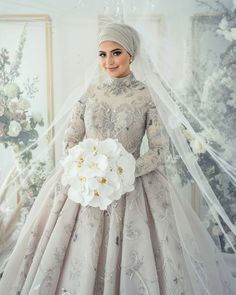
[18,98,31,110]
[190,138,206,155]
[183,129,194,141]
[212,225,222,236]
[230,27,236,40]
[0,105,4,116]
[8,120,22,137]
[8,98,19,112]
[4,83,20,98]
[223,30,234,42]
[219,18,228,30]
[31,112,43,123]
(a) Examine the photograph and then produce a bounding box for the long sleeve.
[135,99,168,177]
[63,97,86,153]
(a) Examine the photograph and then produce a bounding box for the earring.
[129,57,133,64]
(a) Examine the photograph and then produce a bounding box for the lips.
[106,67,118,70]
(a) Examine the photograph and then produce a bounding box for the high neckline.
[106,71,136,85]
[100,71,140,96]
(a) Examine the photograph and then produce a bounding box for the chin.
[105,66,129,78]
[107,71,121,78]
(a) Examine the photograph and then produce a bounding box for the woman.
[0,23,235,295]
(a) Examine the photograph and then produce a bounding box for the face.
[98,40,132,78]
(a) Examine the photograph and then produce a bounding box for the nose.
[107,55,114,65]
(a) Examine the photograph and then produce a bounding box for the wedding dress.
[0,71,235,295]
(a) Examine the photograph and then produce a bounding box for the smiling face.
[98,40,132,78]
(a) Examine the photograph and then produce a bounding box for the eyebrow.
[98,48,122,53]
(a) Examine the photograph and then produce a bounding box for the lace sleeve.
[63,97,86,153]
[135,99,168,177]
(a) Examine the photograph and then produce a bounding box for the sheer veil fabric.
[0,1,235,294]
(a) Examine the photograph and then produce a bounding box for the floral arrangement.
[0,27,50,273]
[0,28,44,168]
[176,0,236,252]
[61,138,136,210]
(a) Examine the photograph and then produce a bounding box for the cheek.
[99,59,106,68]
[118,55,129,66]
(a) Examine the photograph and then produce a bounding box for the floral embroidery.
[61,288,73,295]
[125,250,144,280]
[69,258,83,281]
[125,221,141,240]
[85,97,146,145]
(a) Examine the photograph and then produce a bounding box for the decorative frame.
[0,14,55,166]
[191,12,223,93]
[0,16,55,265]
[190,12,226,216]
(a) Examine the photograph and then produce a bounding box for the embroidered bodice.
[63,72,166,177]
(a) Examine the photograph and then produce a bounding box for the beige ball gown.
[0,72,235,295]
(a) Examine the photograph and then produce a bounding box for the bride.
[0,22,235,295]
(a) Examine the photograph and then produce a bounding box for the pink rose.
[15,112,27,120]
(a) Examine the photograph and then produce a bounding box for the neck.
[108,71,133,82]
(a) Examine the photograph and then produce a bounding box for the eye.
[113,51,122,56]
[99,52,106,58]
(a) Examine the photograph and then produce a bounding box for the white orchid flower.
[61,148,86,185]
[68,183,91,206]
[88,194,111,210]
[116,153,135,192]
[97,138,121,158]
[79,154,108,178]
[79,138,99,155]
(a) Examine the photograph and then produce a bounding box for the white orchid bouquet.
[61,138,136,210]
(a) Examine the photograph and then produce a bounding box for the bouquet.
[61,138,136,210]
